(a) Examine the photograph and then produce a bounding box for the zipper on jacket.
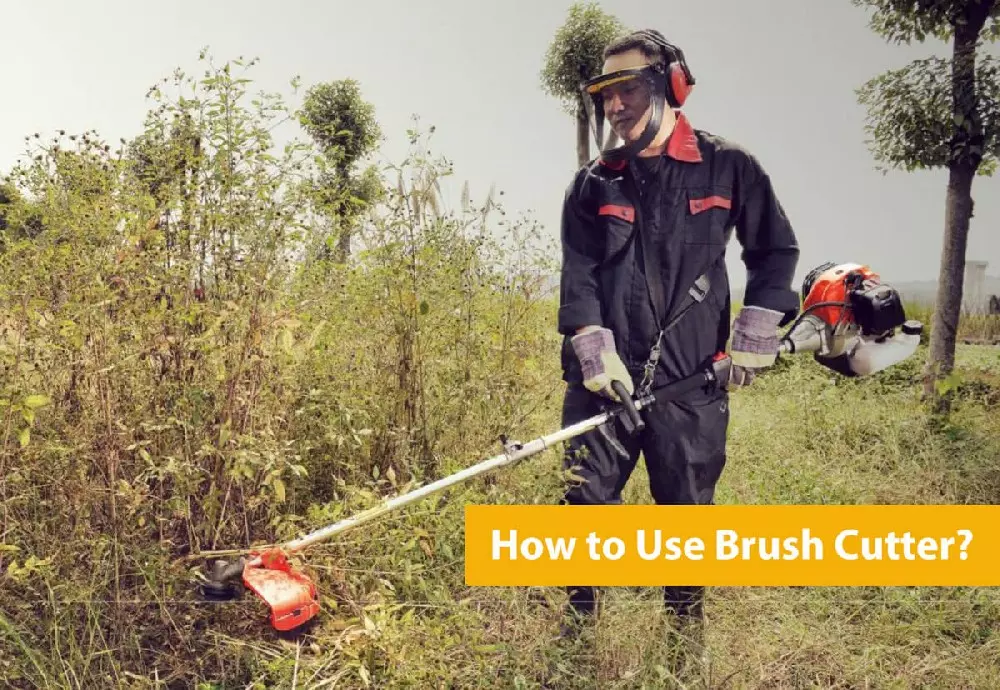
[624,160,648,373]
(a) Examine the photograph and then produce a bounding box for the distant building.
[963,261,989,314]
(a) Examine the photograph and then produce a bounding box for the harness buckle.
[637,332,664,397]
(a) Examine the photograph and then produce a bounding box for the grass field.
[151,343,999,690]
[2,336,999,689]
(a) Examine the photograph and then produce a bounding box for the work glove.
[729,306,784,387]
[571,326,634,401]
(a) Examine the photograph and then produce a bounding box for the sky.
[4,0,1000,291]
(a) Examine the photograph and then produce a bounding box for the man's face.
[600,49,654,144]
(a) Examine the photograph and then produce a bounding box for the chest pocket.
[597,203,637,261]
[684,187,732,246]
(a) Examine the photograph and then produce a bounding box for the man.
[556,29,800,640]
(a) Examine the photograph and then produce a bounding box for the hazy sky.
[5,0,999,289]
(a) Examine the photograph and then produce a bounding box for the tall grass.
[203,343,997,690]
[905,301,1000,344]
[0,55,561,688]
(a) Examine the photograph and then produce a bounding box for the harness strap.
[637,272,711,396]
[622,163,723,397]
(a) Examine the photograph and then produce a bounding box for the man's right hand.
[571,326,634,402]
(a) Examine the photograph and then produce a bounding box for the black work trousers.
[560,381,730,620]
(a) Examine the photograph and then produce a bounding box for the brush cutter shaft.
[283,360,723,553]
[284,410,616,552]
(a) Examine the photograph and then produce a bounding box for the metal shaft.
[283,406,627,553]
[278,360,720,555]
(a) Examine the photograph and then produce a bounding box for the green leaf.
[18,427,29,447]
[273,478,286,503]
[23,395,50,409]
[935,371,963,396]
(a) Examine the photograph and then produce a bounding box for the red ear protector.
[632,29,696,108]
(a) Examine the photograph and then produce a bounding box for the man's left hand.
[729,306,784,387]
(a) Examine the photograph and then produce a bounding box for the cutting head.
[242,549,320,632]
[200,549,320,632]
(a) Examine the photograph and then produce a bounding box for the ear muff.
[667,62,692,107]
[632,29,696,108]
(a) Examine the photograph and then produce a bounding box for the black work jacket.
[557,113,801,390]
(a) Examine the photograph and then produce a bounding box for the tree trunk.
[921,6,991,404]
[922,162,974,401]
[335,223,351,264]
[576,106,590,168]
[334,163,352,264]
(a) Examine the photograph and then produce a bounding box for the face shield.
[581,65,666,164]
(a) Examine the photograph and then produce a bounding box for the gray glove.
[571,326,634,401]
[730,306,784,387]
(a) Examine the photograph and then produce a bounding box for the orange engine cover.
[803,263,880,327]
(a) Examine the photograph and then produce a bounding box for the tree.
[853,0,1000,404]
[299,79,383,263]
[541,2,626,168]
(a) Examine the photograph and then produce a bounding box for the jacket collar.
[663,111,702,163]
[598,110,702,169]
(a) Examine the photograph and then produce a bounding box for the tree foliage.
[853,0,1000,175]
[857,54,1000,174]
[851,0,1000,43]
[299,79,381,170]
[540,2,626,115]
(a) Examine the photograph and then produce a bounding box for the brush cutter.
[195,354,731,630]
[194,261,923,632]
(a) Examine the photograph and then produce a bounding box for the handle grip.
[611,380,645,434]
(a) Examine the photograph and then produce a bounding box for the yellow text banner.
[464,505,1000,586]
